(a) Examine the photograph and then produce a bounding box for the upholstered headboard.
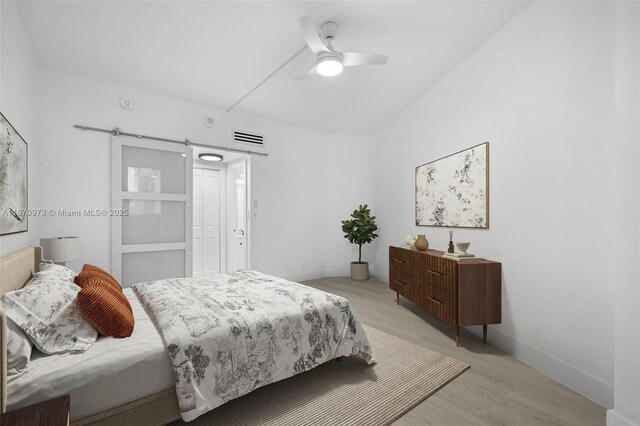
[0,246,51,413]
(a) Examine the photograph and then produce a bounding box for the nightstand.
[1,395,70,426]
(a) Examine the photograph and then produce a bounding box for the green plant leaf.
[341,204,379,260]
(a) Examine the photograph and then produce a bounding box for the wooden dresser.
[389,246,501,346]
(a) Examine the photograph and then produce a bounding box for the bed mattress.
[7,288,174,421]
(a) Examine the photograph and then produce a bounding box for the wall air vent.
[232,130,265,148]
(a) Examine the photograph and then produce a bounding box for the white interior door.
[111,136,192,286]
[193,168,222,277]
[227,160,247,272]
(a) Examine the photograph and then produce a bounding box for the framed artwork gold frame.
[415,142,489,229]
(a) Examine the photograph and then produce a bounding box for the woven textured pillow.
[76,277,134,338]
[74,264,122,293]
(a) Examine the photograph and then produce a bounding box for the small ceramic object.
[415,235,429,251]
[404,234,414,246]
[455,241,471,253]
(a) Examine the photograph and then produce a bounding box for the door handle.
[427,296,443,305]
[394,279,405,286]
[394,258,406,264]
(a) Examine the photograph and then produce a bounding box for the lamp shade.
[40,237,79,263]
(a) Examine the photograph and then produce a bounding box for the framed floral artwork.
[415,142,489,228]
[0,112,28,235]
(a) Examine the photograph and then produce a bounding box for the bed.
[0,247,372,425]
[8,287,175,423]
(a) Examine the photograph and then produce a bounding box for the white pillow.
[38,262,77,282]
[0,264,98,354]
[6,317,33,375]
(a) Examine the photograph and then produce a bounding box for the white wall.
[374,2,617,408]
[4,0,635,416]
[34,69,374,279]
[608,3,640,425]
[0,0,39,255]
[322,134,377,278]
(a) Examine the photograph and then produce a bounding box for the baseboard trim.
[376,269,612,408]
[322,268,354,278]
[282,269,350,283]
[607,410,639,426]
[283,266,377,283]
[475,326,613,408]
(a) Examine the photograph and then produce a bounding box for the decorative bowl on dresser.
[389,246,501,346]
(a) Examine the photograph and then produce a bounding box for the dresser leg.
[396,292,399,305]
[455,326,461,347]
[483,324,488,344]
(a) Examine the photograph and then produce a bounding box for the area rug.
[171,325,469,426]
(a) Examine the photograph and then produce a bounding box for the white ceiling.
[193,146,246,166]
[16,1,530,134]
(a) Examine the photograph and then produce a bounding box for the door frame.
[111,136,193,283]
[246,156,252,270]
[226,156,251,271]
[193,165,227,275]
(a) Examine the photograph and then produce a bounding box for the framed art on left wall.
[0,112,28,235]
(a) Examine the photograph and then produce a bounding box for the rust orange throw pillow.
[74,264,123,293]
[76,277,134,338]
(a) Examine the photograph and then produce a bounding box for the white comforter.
[8,289,174,421]
[133,271,373,422]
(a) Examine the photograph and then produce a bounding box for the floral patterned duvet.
[132,271,373,422]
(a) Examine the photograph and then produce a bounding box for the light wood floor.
[302,276,606,426]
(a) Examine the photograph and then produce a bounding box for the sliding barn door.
[111,136,192,286]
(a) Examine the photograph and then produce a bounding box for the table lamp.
[40,237,79,266]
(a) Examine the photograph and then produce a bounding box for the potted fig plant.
[341,204,378,281]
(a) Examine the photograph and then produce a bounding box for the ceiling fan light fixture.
[199,153,224,162]
[316,56,343,77]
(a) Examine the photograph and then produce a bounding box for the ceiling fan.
[296,16,388,79]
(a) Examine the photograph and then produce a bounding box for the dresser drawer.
[388,245,502,347]
[423,284,458,326]
[389,269,417,300]
[425,254,458,294]
[389,246,425,277]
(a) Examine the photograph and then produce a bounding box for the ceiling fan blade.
[342,52,388,67]
[299,16,330,55]
[294,65,317,80]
